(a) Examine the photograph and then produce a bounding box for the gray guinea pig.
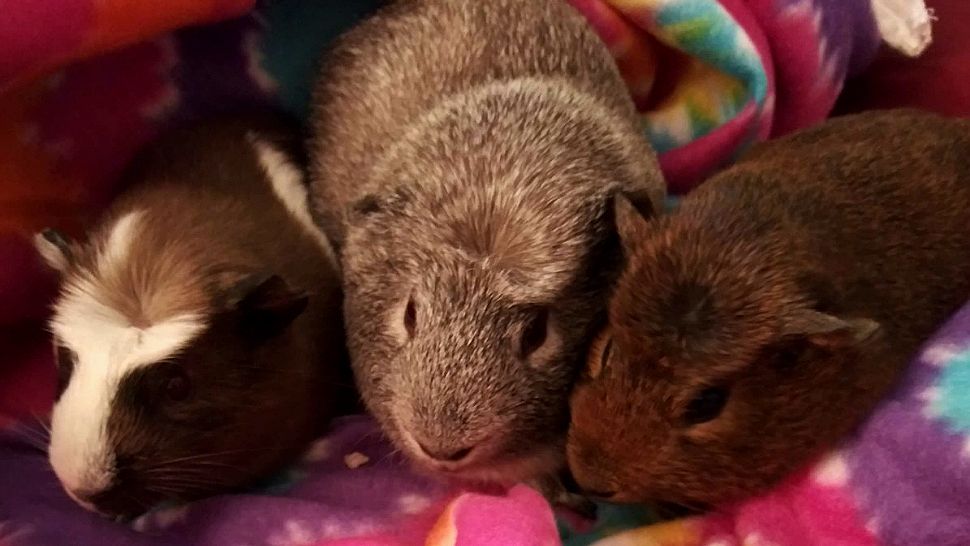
[309,0,665,496]
[35,116,349,518]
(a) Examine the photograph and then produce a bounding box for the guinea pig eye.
[683,386,729,426]
[403,296,417,338]
[54,344,77,399]
[519,308,549,359]
[164,368,192,402]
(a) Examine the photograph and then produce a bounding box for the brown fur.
[46,116,350,517]
[567,109,970,507]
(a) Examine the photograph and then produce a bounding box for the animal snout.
[65,487,101,514]
[416,440,475,463]
[80,482,148,519]
[65,459,149,518]
[400,424,481,467]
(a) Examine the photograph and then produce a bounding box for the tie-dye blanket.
[0,0,943,545]
[566,0,883,191]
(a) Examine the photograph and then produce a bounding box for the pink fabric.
[568,0,879,193]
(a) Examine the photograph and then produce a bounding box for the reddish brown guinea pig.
[566,109,970,509]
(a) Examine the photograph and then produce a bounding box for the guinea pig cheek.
[565,386,620,493]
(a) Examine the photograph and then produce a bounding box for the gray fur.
[309,0,664,486]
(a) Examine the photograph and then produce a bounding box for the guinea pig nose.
[417,441,474,463]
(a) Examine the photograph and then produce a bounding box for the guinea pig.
[308,0,665,494]
[566,109,970,508]
[34,116,349,518]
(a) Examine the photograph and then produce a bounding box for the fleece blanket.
[0,0,944,545]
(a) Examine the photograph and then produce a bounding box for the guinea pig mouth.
[82,482,164,519]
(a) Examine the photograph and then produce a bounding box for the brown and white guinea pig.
[308,0,664,495]
[567,109,970,508]
[34,116,349,518]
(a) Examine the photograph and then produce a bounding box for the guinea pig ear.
[33,229,75,273]
[782,310,881,349]
[224,274,309,337]
[612,189,656,247]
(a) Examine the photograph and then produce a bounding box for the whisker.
[375,446,403,466]
[141,461,240,474]
[150,478,232,491]
[12,424,47,440]
[9,427,50,453]
[30,414,52,436]
[142,447,279,469]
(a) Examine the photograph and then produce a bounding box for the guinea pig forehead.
[51,281,208,374]
[419,258,520,305]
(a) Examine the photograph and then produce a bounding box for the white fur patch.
[48,211,207,501]
[250,136,338,268]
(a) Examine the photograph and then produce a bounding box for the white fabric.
[871,0,934,57]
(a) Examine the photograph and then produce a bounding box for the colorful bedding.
[0,1,955,546]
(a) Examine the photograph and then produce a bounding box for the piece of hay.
[344,452,370,469]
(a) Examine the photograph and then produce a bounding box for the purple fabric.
[845,304,970,546]
[0,416,452,546]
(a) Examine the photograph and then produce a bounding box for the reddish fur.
[567,110,970,507]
